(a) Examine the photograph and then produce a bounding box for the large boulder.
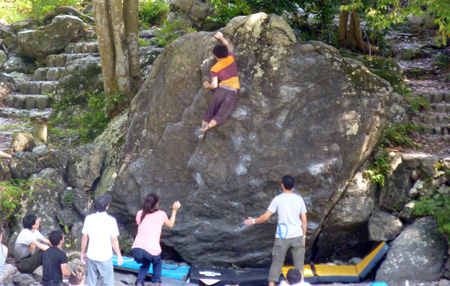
[376,217,448,285]
[368,210,403,241]
[9,152,42,179]
[314,164,376,262]
[20,168,68,236]
[68,144,106,190]
[98,13,397,266]
[40,149,70,180]
[10,132,45,152]
[3,56,28,73]
[18,15,84,60]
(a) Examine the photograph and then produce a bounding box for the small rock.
[32,145,49,156]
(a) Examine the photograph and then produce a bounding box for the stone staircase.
[0,42,100,151]
[393,33,450,154]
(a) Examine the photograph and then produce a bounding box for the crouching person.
[42,229,71,286]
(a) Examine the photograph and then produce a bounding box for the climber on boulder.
[196,31,240,140]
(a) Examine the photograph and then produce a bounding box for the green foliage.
[49,92,111,146]
[405,96,430,116]
[433,54,450,70]
[139,0,169,27]
[62,191,75,207]
[206,0,252,25]
[0,179,34,226]
[153,20,196,47]
[364,150,391,187]
[412,190,450,243]
[138,37,150,47]
[381,123,420,147]
[404,0,450,46]
[0,0,85,23]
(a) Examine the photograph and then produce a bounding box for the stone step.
[65,42,99,54]
[404,66,437,78]
[421,125,450,135]
[46,53,100,67]
[429,103,450,113]
[421,91,450,104]
[417,134,450,143]
[3,94,52,110]
[0,107,39,119]
[423,114,450,125]
[33,67,65,81]
[19,81,58,95]
[0,107,52,119]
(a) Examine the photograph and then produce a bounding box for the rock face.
[376,217,448,285]
[313,164,376,262]
[98,13,396,266]
[18,15,84,60]
[68,144,106,191]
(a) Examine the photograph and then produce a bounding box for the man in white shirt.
[81,194,123,286]
[244,175,308,286]
[14,214,51,273]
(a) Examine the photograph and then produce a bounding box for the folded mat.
[112,255,190,281]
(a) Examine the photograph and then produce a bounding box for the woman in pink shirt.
[131,194,181,286]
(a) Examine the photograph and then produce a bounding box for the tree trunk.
[338,9,349,45]
[350,11,379,54]
[93,0,118,96]
[338,8,379,54]
[124,0,142,94]
[93,0,141,118]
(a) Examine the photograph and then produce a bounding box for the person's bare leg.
[269,281,275,286]
[200,120,217,132]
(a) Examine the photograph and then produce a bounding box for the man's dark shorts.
[202,86,238,126]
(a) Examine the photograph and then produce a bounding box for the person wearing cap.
[244,175,307,286]
[14,214,51,274]
[81,194,123,286]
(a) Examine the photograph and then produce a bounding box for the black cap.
[95,194,111,211]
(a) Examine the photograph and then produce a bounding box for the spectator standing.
[81,194,123,286]
[244,175,308,286]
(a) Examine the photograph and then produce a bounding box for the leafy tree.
[207,0,450,49]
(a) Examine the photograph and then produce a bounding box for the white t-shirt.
[280,280,311,286]
[14,229,46,261]
[268,192,307,239]
[82,212,120,262]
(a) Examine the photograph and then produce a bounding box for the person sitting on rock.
[42,229,71,286]
[0,228,17,285]
[280,269,311,286]
[197,31,240,140]
[14,214,51,274]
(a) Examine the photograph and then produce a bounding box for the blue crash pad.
[112,255,190,281]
